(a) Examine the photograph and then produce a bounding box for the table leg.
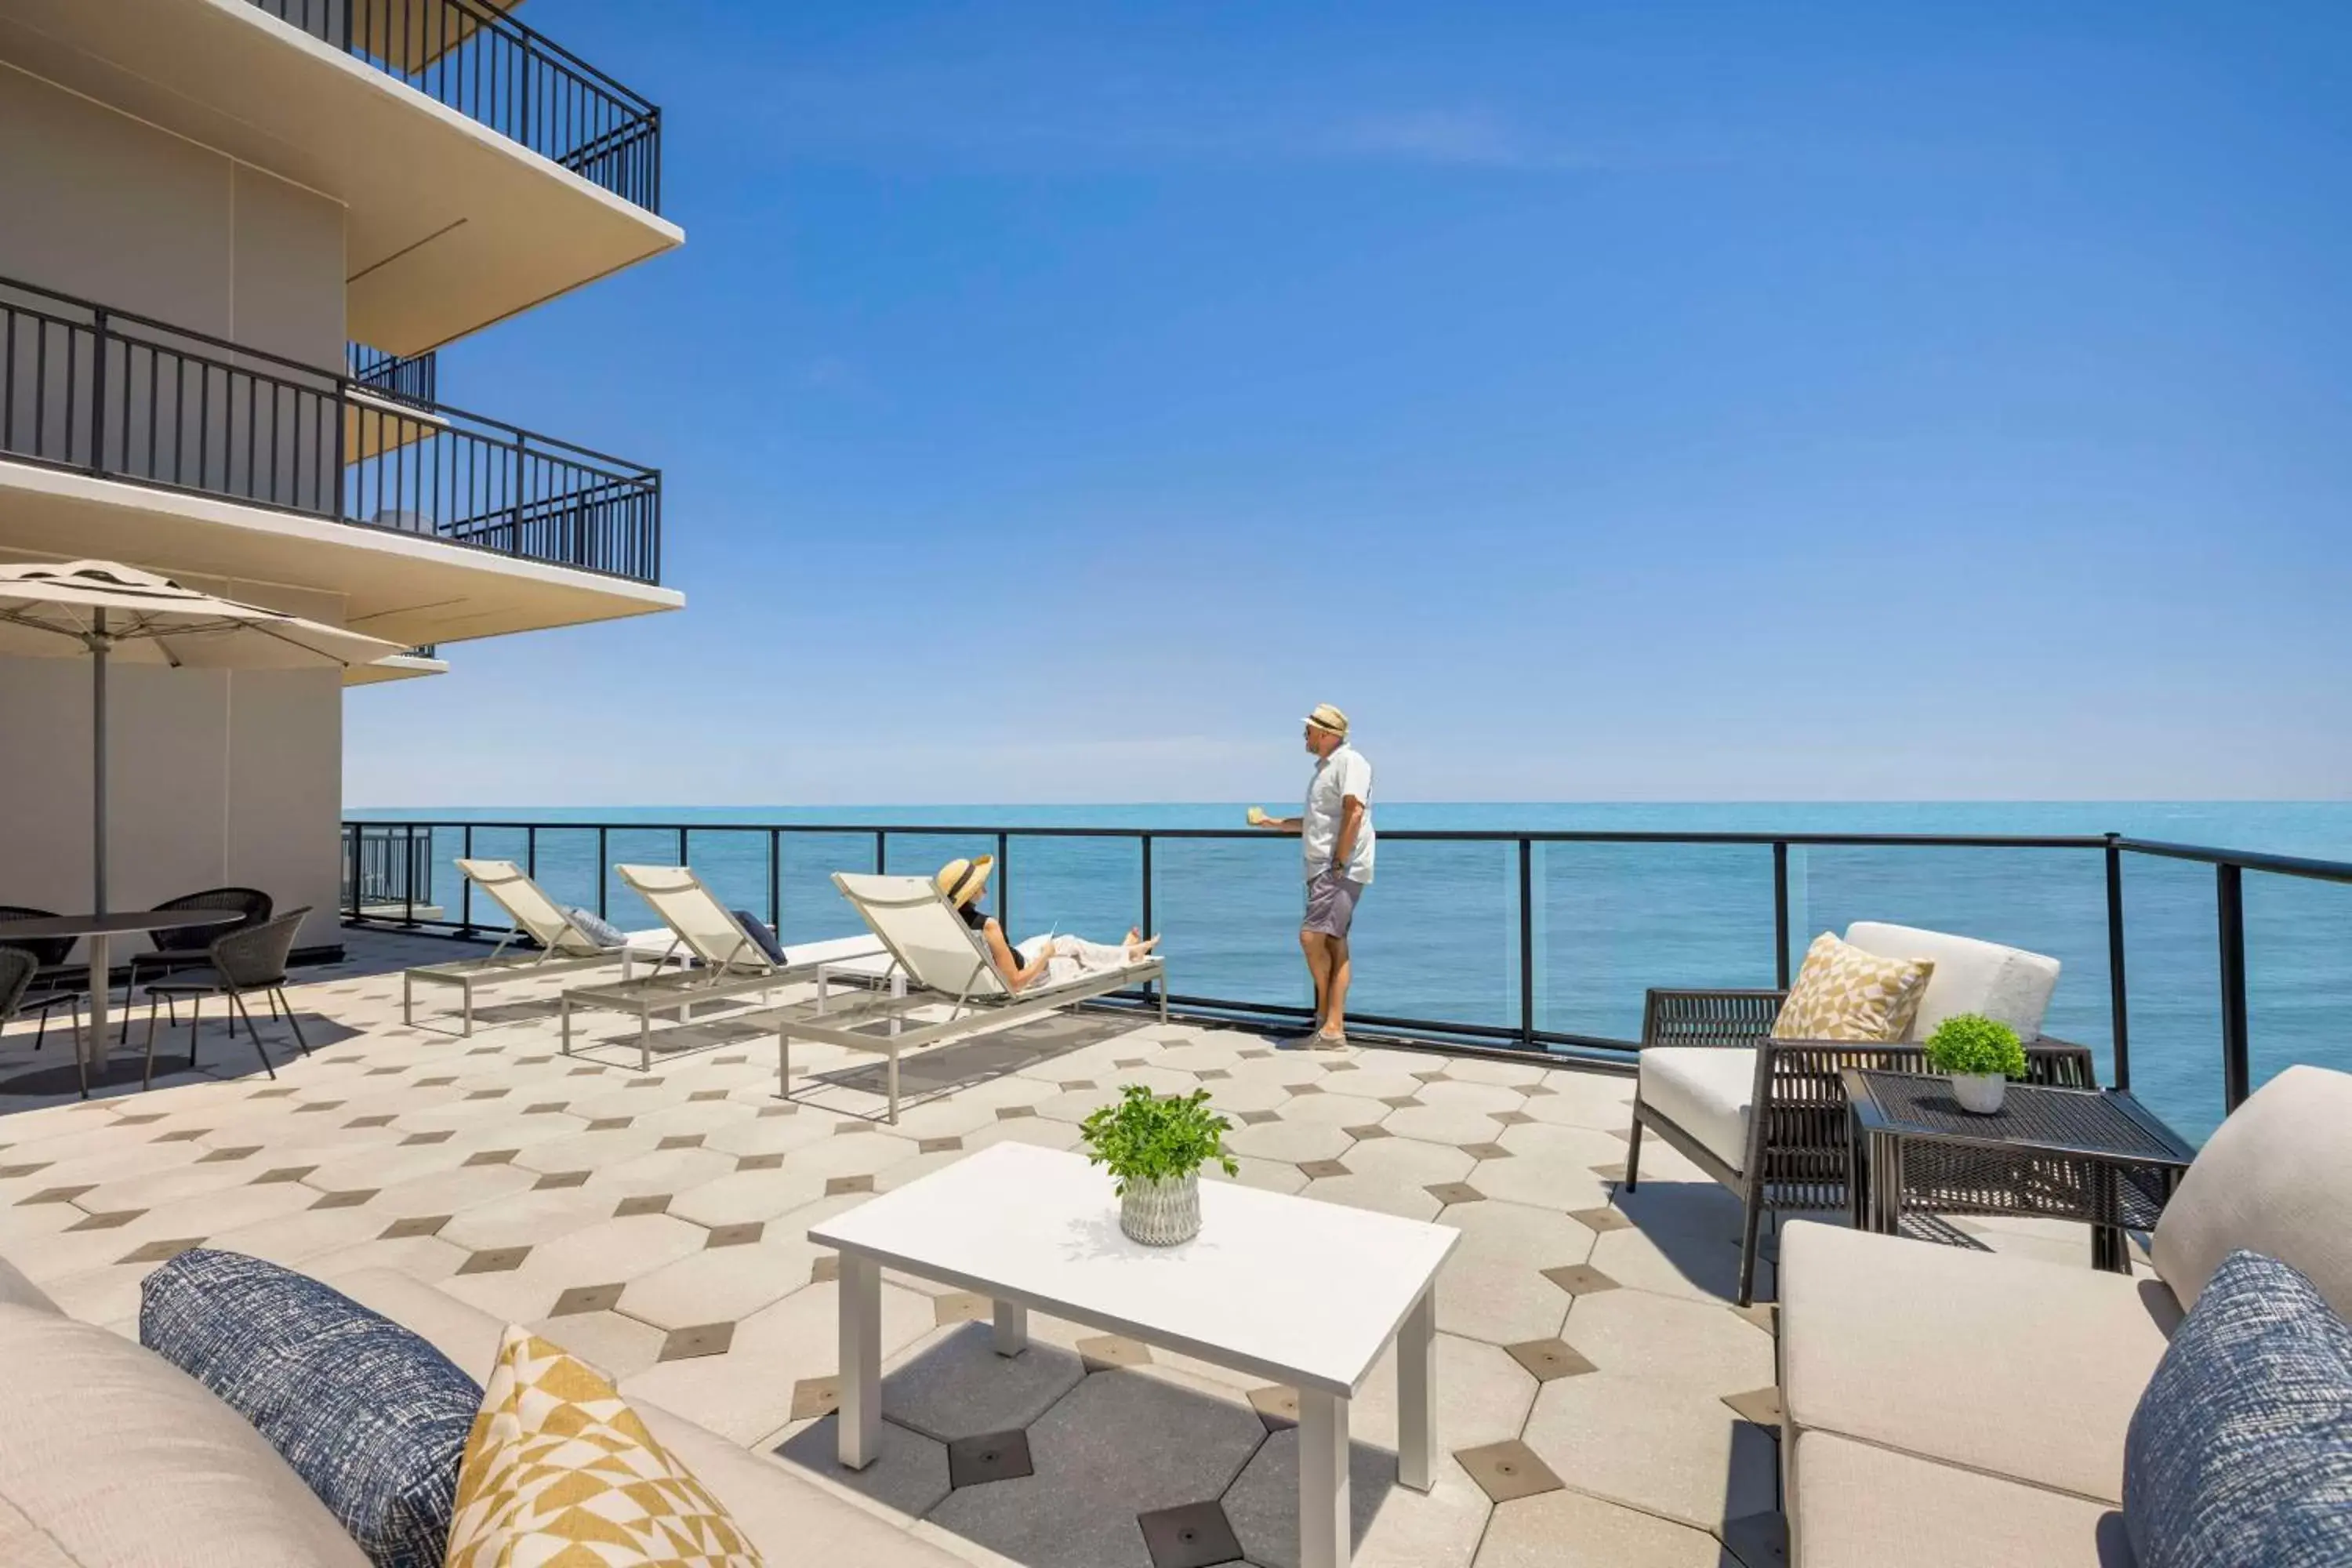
[1298,1388,1350,1568]
[993,1298,1027,1356]
[84,933,112,1071]
[2090,1163,2126,1272]
[837,1254,881,1468]
[1396,1286,1436,1493]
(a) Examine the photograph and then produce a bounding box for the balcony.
[0,0,683,353]
[248,0,662,212]
[0,274,676,645]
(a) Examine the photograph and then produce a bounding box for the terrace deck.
[0,927,2144,1568]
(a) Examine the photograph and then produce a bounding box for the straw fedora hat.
[935,855,995,909]
[1303,702,1350,737]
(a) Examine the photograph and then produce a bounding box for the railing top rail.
[0,270,657,481]
[339,819,2114,850]
[2112,837,2352,886]
[339,818,2352,886]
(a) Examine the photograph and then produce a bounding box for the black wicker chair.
[138,907,312,1089]
[119,887,274,1044]
[1625,985,2095,1306]
[0,904,88,1054]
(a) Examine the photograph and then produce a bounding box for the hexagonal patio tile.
[1338,1136,1475,1189]
[880,1321,1088,1443]
[1224,1119,1353,1166]
[1436,1254,1573,1348]
[1473,1486,1737,1567]
[926,1369,1271,1568]
[1519,1370,1777,1533]
[1225,1433,1493,1568]
[1300,1174,1441,1223]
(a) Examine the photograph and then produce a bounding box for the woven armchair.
[137,907,311,1088]
[0,903,89,1054]
[1628,984,2095,1306]
[121,887,274,1044]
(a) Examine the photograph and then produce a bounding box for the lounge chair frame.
[402,859,664,1035]
[557,865,881,1071]
[770,873,1167,1124]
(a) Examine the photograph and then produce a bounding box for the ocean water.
[344,803,2352,1143]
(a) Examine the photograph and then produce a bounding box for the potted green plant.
[1080,1086,1240,1246]
[1923,1013,2028,1113]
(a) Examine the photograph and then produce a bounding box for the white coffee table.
[808,1142,1458,1568]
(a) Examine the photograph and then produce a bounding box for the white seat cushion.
[1780,1219,2179,1505]
[1793,1432,2132,1568]
[1842,921,2060,1040]
[2151,1063,2352,1319]
[1637,1047,1755,1172]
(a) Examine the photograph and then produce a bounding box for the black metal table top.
[0,910,239,940]
[1846,1070,2195,1164]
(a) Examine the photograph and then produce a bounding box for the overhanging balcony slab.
[0,0,681,355]
[0,458,682,648]
[347,649,450,685]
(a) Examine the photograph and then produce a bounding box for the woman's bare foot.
[1125,931,1162,958]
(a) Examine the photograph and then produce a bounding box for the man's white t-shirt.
[1301,743,1376,885]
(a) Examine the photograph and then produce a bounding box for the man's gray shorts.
[1303,870,1366,938]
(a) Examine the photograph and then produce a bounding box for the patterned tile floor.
[0,928,2132,1568]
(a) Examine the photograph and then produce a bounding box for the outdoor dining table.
[0,909,240,1092]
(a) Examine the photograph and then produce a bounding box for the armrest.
[1641,987,1786,1050]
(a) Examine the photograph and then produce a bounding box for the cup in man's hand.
[1246,806,1269,826]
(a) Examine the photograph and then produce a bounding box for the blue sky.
[344,2,2352,805]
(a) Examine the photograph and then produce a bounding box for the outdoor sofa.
[1778,1062,2352,1566]
[769,871,1167,1124]
[1627,921,2093,1303]
[0,1248,974,1567]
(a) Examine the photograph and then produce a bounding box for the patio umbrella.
[0,559,407,913]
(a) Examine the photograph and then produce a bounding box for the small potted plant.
[1080,1086,1240,1246]
[1924,1013,2028,1113]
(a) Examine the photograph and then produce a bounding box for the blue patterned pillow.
[2124,1249,2352,1568]
[140,1250,481,1568]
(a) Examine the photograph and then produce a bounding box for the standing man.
[1249,703,1374,1047]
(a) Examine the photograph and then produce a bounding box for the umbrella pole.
[92,610,107,916]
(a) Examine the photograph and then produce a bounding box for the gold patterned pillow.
[445,1325,762,1568]
[1771,931,1934,1042]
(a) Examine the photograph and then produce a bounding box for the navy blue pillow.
[731,908,789,964]
[140,1250,481,1568]
[2124,1249,2352,1568]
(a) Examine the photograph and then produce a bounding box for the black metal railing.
[0,274,661,585]
[343,822,438,912]
[336,818,2352,1133]
[349,343,437,407]
[249,0,661,212]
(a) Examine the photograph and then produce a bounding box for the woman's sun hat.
[935,855,996,909]
[1303,702,1350,737]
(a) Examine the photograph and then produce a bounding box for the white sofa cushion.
[1637,1047,1756,1172]
[0,1301,373,1567]
[323,1268,974,1568]
[1780,1219,2179,1506]
[1792,1432,2132,1568]
[2151,1063,2352,1319]
[1843,921,2060,1040]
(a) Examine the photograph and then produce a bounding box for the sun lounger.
[401,859,681,1036]
[769,872,1167,1124]
[559,864,885,1069]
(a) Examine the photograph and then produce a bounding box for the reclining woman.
[935,857,1160,994]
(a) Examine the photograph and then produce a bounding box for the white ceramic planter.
[1950,1073,2007,1114]
[1119,1171,1202,1246]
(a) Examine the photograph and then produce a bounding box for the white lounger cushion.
[831,873,1010,1000]
[1842,921,2060,1040]
[457,858,610,956]
[613,865,771,973]
[1637,1047,1755,1172]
